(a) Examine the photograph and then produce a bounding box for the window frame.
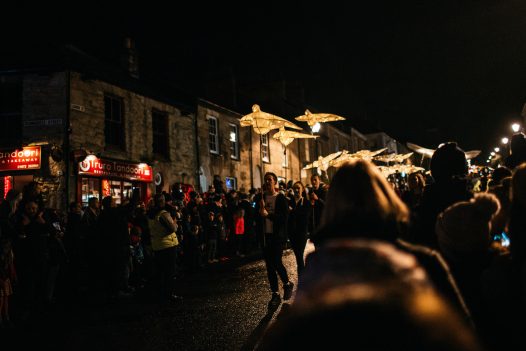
[229,123,240,160]
[282,144,288,168]
[261,133,270,163]
[152,109,169,158]
[104,94,125,149]
[225,176,237,191]
[207,115,219,155]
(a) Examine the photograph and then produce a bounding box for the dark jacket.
[411,179,472,248]
[312,224,473,325]
[288,197,309,243]
[254,192,289,245]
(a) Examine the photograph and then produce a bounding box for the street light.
[512,123,521,133]
[502,137,509,145]
[494,147,500,152]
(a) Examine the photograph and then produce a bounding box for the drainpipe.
[193,111,201,192]
[297,138,302,183]
[249,126,253,189]
[64,70,71,209]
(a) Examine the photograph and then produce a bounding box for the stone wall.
[69,71,196,198]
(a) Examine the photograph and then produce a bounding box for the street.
[4,246,310,351]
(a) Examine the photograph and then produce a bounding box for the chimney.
[121,37,139,78]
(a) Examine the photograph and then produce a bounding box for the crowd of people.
[259,138,526,351]
[0,172,330,329]
[3,134,526,351]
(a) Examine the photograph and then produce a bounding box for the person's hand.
[36,212,45,224]
[310,192,318,201]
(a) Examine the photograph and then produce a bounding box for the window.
[303,139,310,161]
[225,177,237,191]
[282,144,288,168]
[229,123,239,159]
[104,95,125,148]
[261,134,270,163]
[0,79,22,146]
[152,110,169,157]
[208,116,219,154]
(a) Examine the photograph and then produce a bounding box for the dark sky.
[5,2,526,158]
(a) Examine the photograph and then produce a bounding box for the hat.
[436,193,500,257]
[430,142,468,182]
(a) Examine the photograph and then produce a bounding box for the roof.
[0,43,197,114]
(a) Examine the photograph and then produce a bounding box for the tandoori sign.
[79,156,153,182]
[0,146,41,171]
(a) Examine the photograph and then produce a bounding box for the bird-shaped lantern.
[303,151,343,172]
[240,104,302,135]
[295,109,346,128]
[272,127,318,147]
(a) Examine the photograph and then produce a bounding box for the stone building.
[1,42,377,208]
[196,99,303,193]
[0,44,197,209]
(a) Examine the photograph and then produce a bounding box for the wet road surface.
[5,244,313,351]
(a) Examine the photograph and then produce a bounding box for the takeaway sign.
[0,146,41,171]
[78,156,153,182]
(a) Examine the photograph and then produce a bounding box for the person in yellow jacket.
[148,193,181,302]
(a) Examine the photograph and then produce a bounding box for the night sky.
[4,2,526,158]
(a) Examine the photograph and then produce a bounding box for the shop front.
[77,156,153,207]
[0,146,42,199]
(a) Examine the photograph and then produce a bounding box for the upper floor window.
[229,123,239,160]
[282,144,288,168]
[0,79,22,146]
[304,139,311,162]
[261,133,270,163]
[104,95,125,149]
[152,110,169,157]
[208,116,219,154]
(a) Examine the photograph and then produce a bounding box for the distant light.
[494,147,500,152]
[311,122,321,133]
[512,123,521,133]
[491,152,495,156]
[502,137,509,145]
[487,160,490,163]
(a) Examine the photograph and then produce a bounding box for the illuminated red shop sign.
[79,156,153,182]
[0,146,41,171]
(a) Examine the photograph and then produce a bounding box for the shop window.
[81,178,101,208]
[104,94,125,149]
[225,177,237,191]
[152,110,169,158]
[110,180,122,205]
[122,182,133,202]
